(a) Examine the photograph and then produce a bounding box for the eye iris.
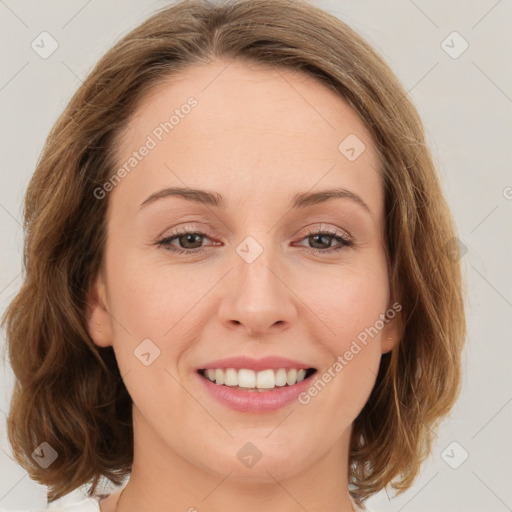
[180,233,203,249]
[309,234,332,249]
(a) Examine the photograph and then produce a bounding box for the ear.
[86,271,113,348]
[380,301,403,354]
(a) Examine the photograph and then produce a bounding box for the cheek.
[103,255,198,421]
[103,245,204,378]
[105,230,389,362]
[295,257,388,417]
[299,254,390,346]
[106,244,203,332]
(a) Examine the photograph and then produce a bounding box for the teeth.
[224,368,238,386]
[215,369,225,385]
[275,368,288,386]
[202,368,311,389]
[286,368,297,386]
[256,369,274,389]
[238,369,256,388]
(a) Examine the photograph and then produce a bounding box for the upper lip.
[198,356,315,372]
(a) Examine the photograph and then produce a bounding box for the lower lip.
[196,371,315,413]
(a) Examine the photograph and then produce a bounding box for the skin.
[88,58,400,512]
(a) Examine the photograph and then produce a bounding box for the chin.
[191,434,316,482]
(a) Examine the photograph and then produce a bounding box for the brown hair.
[2,0,466,504]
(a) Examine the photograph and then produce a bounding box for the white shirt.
[0,496,102,511]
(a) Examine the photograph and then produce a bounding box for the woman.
[1,0,466,511]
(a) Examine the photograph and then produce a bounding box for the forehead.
[111,59,383,220]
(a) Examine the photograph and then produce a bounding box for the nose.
[217,245,297,336]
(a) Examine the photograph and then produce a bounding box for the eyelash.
[157,225,353,256]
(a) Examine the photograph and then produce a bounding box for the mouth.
[197,367,318,392]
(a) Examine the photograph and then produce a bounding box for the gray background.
[1,1,511,511]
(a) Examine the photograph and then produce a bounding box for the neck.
[114,406,357,512]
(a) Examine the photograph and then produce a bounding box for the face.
[88,59,399,485]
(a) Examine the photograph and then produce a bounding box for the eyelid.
[158,222,351,243]
[160,222,218,239]
[299,222,352,240]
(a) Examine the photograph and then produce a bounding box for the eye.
[292,225,353,254]
[156,224,353,255]
[157,227,216,255]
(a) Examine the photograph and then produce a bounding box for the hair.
[2,0,466,505]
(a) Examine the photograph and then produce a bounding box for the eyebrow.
[140,186,372,216]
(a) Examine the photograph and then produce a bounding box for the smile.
[196,366,318,413]
[198,367,317,391]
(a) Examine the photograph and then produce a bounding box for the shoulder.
[0,496,102,512]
